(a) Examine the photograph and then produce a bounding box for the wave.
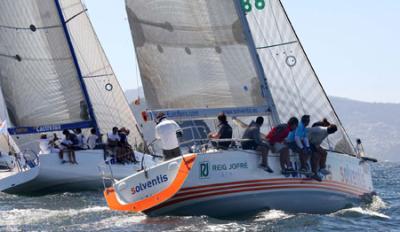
[332,207,390,220]
[369,195,388,211]
[0,206,109,226]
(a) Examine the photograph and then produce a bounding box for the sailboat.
[103,0,376,217]
[0,86,40,192]
[0,0,157,194]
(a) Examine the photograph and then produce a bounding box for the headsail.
[0,86,19,153]
[125,0,272,119]
[245,0,354,154]
[0,0,94,134]
[59,0,144,145]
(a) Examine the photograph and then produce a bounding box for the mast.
[233,0,280,126]
[54,0,99,132]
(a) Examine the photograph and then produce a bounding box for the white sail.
[0,86,19,153]
[0,87,10,152]
[245,0,354,154]
[125,0,267,111]
[0,0,90,130]
[59,0,144,145]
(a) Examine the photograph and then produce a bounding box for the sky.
[83,0,400,104]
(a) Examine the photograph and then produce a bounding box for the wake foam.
[332,207,390,219]
[255,210,293,221]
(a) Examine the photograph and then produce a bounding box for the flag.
[0,120,7,134]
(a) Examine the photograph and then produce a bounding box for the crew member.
[155,112,182,160]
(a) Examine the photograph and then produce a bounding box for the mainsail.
[0,0,94,135]
[125,0,271,116]
[59,0,144,145]
[245,0,354,154]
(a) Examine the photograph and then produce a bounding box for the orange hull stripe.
[104,154,196,212]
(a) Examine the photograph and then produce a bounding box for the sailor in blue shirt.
[287,115,312,173]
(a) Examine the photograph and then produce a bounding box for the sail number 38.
[241,0,266,12]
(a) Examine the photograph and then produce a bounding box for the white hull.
[0,165,40,192]
[107,150,374,217]
[3,150,159,195]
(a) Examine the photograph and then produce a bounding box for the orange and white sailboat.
[103,0,376,217]
[105,151,373,217]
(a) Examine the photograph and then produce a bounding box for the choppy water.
[0,162,398,231]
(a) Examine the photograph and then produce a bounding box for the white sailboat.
[0,89,40,191]
[103,0,376,216]
[0,0,158,194]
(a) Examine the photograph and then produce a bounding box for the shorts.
[271,142,286,153]
[241,141,257,150]
[310,144,318,152]
[288,142,302,153]
[163,147,182,160]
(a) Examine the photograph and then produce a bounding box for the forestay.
[59,0,144,145]
[0,0,91,132]
[125,0,267,112]
[245,0,354,154]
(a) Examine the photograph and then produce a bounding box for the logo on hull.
[200,162,209,178]
[130,174,168,195]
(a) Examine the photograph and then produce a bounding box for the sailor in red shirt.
[266,117,299,174]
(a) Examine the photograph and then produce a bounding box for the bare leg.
[279,147,290,170]
[67,151,73,163]
[59,150,64,160]
[311,151,320,174]
[318,147,327,169]
[299,150,309,170]
[256,146,269,167]
[71,150,77,164]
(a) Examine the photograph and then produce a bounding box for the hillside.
[330,97,400,161]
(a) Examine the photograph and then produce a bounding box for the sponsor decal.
[130,174,168,195]
[200,162,209,178]
[198,162,248,178]
[36,124,62,133]
[212,162,248,171]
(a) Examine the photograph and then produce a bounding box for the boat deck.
[0,168,19,179]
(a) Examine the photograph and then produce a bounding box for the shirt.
[76,133,86,148]
[119,133,128,144]
[266,123,291,144]
[60,139,73,149]
[287,122,309,149]
[38,139,51,154]
[69,133,79,145]
[308,126,329,146]
[216,122,233,148]
[155,119,181,150]
[87,134,99,149]
[107,132,120,142]
[242,121,267,147]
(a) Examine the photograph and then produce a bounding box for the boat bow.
[104,154,196,212]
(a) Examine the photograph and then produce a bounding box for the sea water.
[0,162,398,231]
